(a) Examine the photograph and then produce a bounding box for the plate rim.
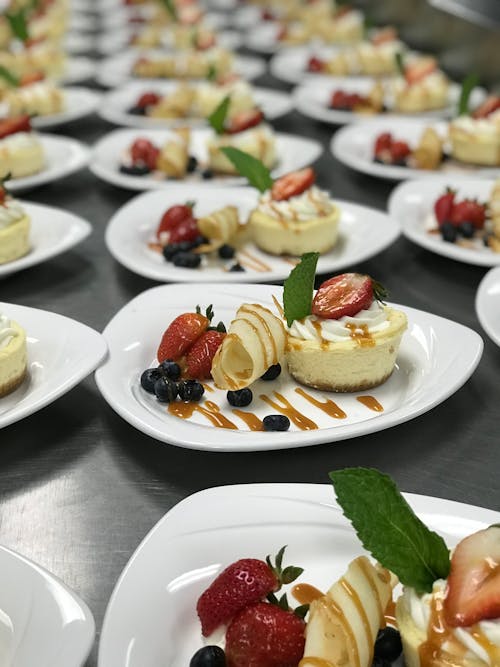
[475,265,500,346]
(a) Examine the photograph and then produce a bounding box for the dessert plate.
[270,45,341,84]
[30,87,101,129]
[0,544,95,667]
[99,81,293,129]
[65,31,95,55]
[388,177,500,266]
[5,135,90,193]
[0,303,107,429]
[98,482,499,667]
[105,185,400,282]
[95,51,266,88]
[97,28,242,56]
[331,118,500,181]
[0,202,91,278]
[90,128,322,190]
[61,57,96,84]
[475,266,500,347]
[95,283,482,451]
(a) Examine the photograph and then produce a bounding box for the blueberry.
[140,368,163,393]
[119,163,151,176]
[392,158,407,167]
[178,380,205,402]
[227,388,253,407]
[187,155,198,173]
[260,363,282,381]
[193,235,208,248]
[263,414,290,431]
[218,244,235,259]
[154,377,178,403]
[158,359,181,381]
[162,244,180,261]
[190,645,226,667]
[459,221,474,238]
[173,252,201,269]
[372,659,391,667]
[374,627,402,663]
[202,168,214,180]
[229,262,245,272]
[128,105,146,116]
[440,222,457,243]
[484,233,492,247]
[176,240,198,252]
[373,157,385,164]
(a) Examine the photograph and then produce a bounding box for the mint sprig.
[220,147,274,193]
[0,66,19,88]
[159,0,177,20]
[283,252,319,327]
[458,73,479,116]
[6,10,29,42]
[208,95,230,135]
[395,52,405,76]
[330,468,450,593]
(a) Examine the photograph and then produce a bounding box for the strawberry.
[136,92,161,109]
[404,57,437,85]
[307,56,325,73]
[157,312,209,362]
[225,602,306,667]
[168,215,199,244]
[0,115,32,140]
[312,273,387,320]
[374,132,393,157]
[261,9,275,20]
[449,199,486,229]
[130,138,159,170]
[444,526,500,627]
[472,95,500,119]
[389,140,411,163]
[330,90,350,109]
[0,186,6,205]
[185,330,226,379]
[434,188,456,225]
[156,203,194,240]
[271,168,315,202]
[196,32,216,51]
[371,26,397,45]
[226,108,264,135]
[19,71,45,86]
[197,559,278,637]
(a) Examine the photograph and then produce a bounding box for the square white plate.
[0,201,91,278]
[476,266,500,347]
[0,544,95,667]
[95,283,483,451]
[388,176,500,266]
[98,482,499,667]
[90,127,323,190]
[0,303,107,429]
[105,185,400,282]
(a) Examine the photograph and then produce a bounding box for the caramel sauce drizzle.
[231,409,262,431]
[292,583,324,605]
[341,577,374,650]
[240,304,277,365]
[282,256,299,266]
[201,383,214,393]
[383,599,397,628]
[237,249,272,273]
[147,242,162,253]
[346,322,375,347]
[299,658,336,667]
[272,294,284,317]
[357,395,384,412]
[168,400,237,429]
[259,392,318,430]
[295,387,347,419]
[311,319,330,350]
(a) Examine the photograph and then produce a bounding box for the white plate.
[293,76,486,125]
[99,81,292,129]
[270,45,340,85]
[105,185,400,282]
[331,118,500,181]
[69,12,96,31]
[5,134,90,193]
[95,51,266,88]
[61,57,96,84]
[30,87,101,129]
[65,31,95,55]
[97,28,241,56]
[0,303,107,429]
[476,266,500,346]
[98,482,499,667]
[0,201,91,278]
[388,176,500,266]
[0,543,95,667]
[233,5,262,29]
[95,283,482,451]
[90,127,322,190]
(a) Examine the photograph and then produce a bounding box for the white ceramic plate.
[95,283,482,451]
[65,31,95,55]
[388,177,500,266]
[105,185,400,282]
[98,482,499,667]
[95,51,266,88]
[97,28,241,56]
[30,87,101,129]
[293,76,486,125]
[69,11,96,31]
[233,5,262,29]
[476,266,500,346]
[0,544,95,667]
[90,127,323,190]
[331,118,500,181]
[99,81,292,129]
[0,202,91,278]
[61,57,96,84]
[5,134,90,193]
[0,303,107,429]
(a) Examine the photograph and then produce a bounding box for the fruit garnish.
[371,26,397,45]
[394,51,405,77]
[389,140,411,163]
[472,95,500,119]
[156,202,195,240]
[0,66,20,88]
[208,94,231,135]
[157,310,211,362]
[458,73,479,116]
[186,329,226,379]
[220,147,273,194]
[330,468,450,593]
[307,56,325,73]
[130,138,159,170]
[226,108,264,135]
[206,64,218,82]
[168,215,199,244]
[159,0,177,20]
[374,132,392,158]
[311,273,387,320]
[434,188,456,225]
[136,92,161,109]
[444,525,500,627]
[5,9,29,42]
[404,57,437,85]
[449,198,486,229]
[282,252,319,327]
[271,167,315,202]
[0,115,32,139]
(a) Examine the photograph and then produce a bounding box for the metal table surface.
[0,51,499,667]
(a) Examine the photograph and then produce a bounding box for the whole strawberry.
[157,311,209,362]
[434,188,455,226]
[197,559,278,637]
[225,602,306,667]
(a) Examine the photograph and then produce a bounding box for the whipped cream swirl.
[288,300,389,342]
[0,312,19,350]
[452,111,500,137]
[257,186,334,222]
[0,198,25,230]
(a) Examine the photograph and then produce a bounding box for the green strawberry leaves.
[208,95,230,135]
[265,546,307,618]
[0,66,20,88]
[220,147,274,193]
[458,73,479,116]
[283,252,320,327]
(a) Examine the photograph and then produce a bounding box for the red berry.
[185,330,226,379]
[307,56,325,73]
[225,602,306,667]
[156,204,194,240]
[271,168,315,202]
[330,90,350,109]
[196,559,278,637]
[449,199,486,229]
[261,9,275,20]
[434,189,456,225]
[130,138,159,170]
[157,312,209,362]
[226,108,264,135]
[374,132,393,157]
[19,71,45,86]
[404,57,437,85]
[0,115,32,139]
[168,216,199,244]
[312,273,374,320]
[472,95,500,119]
[389,140,411,163]
[136,92,161,109]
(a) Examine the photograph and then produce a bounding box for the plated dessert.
[0,69,64,119]
[0,183,30,265]
[0,309,27,398]
[449,94,500,167]
[131,46,234,80]
[0,115,45,180]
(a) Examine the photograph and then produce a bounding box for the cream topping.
[256,186,334,222]
[0,131,39,149]
[0,198,25,230]
[0,312,18,350]
[392,71,448,94]
[452,111,500,138]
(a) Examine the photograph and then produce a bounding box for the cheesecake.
[0,196,30,264]
[0,131,45,180]
[391,60,450,113]
[2,81,64,118]
[449,110,500,166]
[207,124,277,174]
[0,312,27,398]
[194,80,255,120]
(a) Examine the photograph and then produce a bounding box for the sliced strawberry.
[449,199,486,229]
[312,273,375,320]
[130,138,159,170]
[0,115,32,140]
[168,215,199,244]
[434,188,456,225]
[390,140,411,163]
[0,186,6,205]
[19,71,45,86]
[276,25,288,41]
[136,92,161,109]
[405,57,437,85]
[444,526,500,627]
[196,32,216,50]
[472,95,500,119]
[156,203,194,240]
[271,168,315,202]
[185,330,226,379]
[374,132,393,157]
[371,26,397,45]
[261,9,275,20]
[225,108,264,135]
[157,312,209,362]
[307,56,325,73]
[196,559,278,637]
[330,90,351,109]
[225,602,306,667]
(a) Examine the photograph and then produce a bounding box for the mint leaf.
[6,10,29,42]
[159,0,177,20]
[206,64,218,82]
[283,252,319,327]
[220,147,273,193]
[0,66,19,88]
[458,73,479,116]
[208,95,230,135]
[330,468,450,593]
[395,52,405,76]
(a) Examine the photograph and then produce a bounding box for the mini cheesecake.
[0,313,27,398]
[449,112,500,166]
[207,124,277,174]
[0,132,45,179]
[0,197,30,265]
[194,80,255,119]
[391,67,449,113]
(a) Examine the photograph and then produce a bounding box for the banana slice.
[197,206,240,252]
[301,556,395,667]
[211,303,286,390]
